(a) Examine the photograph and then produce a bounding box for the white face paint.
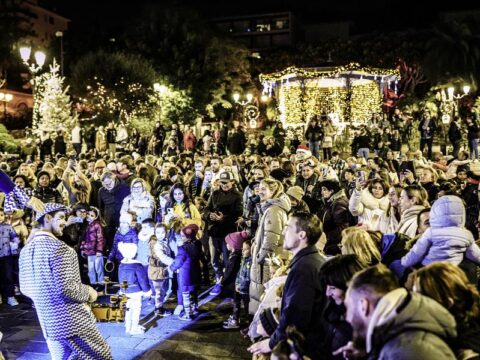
[48,211,67,237]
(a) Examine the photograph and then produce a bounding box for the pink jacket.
[80,220,105,255]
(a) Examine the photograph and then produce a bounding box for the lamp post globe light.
[436,84,470,155]
[19,46,46,133]
[232,92,263,129]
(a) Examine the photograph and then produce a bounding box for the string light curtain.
[261,63,398,126]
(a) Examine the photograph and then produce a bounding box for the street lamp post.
[55,31,64,77]
[19,46,46,133]
[447,85,470,116]
[232,92,258,128]
[436,85,470,155]
[0,92,13,121]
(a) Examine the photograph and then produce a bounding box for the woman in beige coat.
[249,178,291,314]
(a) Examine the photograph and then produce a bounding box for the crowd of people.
[1,109,480,359]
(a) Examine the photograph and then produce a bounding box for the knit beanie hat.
[286,186,304,202]
[181,224,199,240]
[259,308,279,336]
[37,170,51,180]
[225,230,249,251]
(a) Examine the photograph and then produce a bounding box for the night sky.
[45,0,480,33]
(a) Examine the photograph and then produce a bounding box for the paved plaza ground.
[0,289,252,360]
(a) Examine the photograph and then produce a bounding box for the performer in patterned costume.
[18,202,112,359]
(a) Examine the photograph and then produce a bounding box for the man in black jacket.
[248,211,326,359]
[449,116,463,158]
[203,171,243,282]
[97,171,130,250]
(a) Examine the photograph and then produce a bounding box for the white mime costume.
[19,203,112,360]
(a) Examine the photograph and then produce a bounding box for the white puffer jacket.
[348,188,392,232]
[401,195,480,267]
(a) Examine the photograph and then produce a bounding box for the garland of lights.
[263,63,396,125]
[259,63,400,83]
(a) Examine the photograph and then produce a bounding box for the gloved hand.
[87,287,98,302]
[10,242,19,252]
[27,196,45,213]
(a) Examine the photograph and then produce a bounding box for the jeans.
[233,291,250,320]
[420,137,433,159]
[469,138,479,160]
[72,143,82,156]
[323,148,332,160]
[143,264,154,295]
[152,279,167,309]
[210,236,229,278]
[0,256,15,297]
[358,147,369,160]
[87,255,104,285]
[308,140,320,159]
[452,140,461,158]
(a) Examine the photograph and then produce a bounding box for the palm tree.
[423,20,480,90]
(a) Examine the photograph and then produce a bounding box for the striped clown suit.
[19,231,112,360]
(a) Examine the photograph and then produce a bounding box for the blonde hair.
[420,166,439,183]
[413,262,479,321]
[130,177,150,193]
[341,228,381,266]
[260,178,284,199]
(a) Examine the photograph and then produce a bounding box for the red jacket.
[80,220,105,255]
[183,132,197,151]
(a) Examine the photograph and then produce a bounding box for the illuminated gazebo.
[260,63,400,128]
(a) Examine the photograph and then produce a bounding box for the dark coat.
[235,255,252,295]
[80,220,105,256]
[418,118,437,139]
[317,190,354,255]
[203,187,243,237]
[170,240,202,292]
[305,125,323,142]
[187,175,203,200]
[455,316,480,358]
[33,185,63,204]
[54,136,67,155]
[269,246,326,360]
[448,121,462,143]
[61,220,88,251]
[107,228,138,262]
[227,131,247,155]
[221,250,242,293]
[106,128,116,144]
[118,262,150,293]
[97,181,130,227]
[421,181,439,203]
[322,301,353,360]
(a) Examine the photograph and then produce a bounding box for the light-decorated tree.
[37,59,77,134]
[129,84,196,134]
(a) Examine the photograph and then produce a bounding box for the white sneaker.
[173,304,184,315]
[7,297,19,306]
[129,325,145,335]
